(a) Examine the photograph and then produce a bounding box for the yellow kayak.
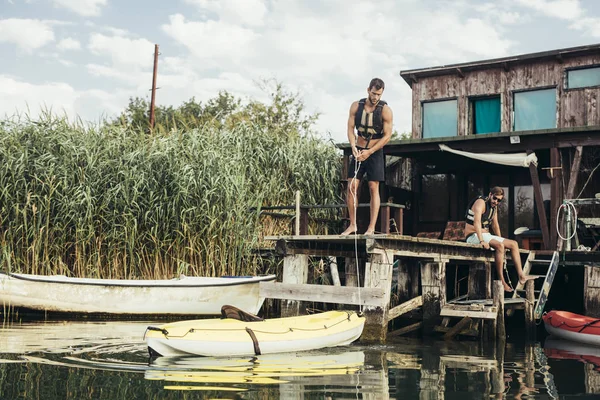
[145,310,365,357]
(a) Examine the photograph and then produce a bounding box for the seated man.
[464,186,535,292]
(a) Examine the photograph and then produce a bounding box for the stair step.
[530,259,552,264]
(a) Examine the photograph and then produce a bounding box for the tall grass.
[0,115,341,278]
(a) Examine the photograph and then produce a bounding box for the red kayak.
[543,310,600,346]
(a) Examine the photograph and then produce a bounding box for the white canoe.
[145,310,365,357]
[0,272,276,316]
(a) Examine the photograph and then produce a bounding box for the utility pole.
[149,44,159,132]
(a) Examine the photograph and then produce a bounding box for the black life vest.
[465,196,496,229]
[355,98,387,141]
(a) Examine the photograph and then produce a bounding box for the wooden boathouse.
[259,43,600,343]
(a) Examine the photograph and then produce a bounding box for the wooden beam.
[440,305,498,320]
[566,146,583,200]
[389,321,423,337]
[259,282,385,306]
[550,148,562,249]
[387,295,423,322]
[443,316,473,340]
[528,153,550,249]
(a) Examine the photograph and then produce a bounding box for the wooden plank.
[422,261,447,334]
[281,254,308,317]
[566,146,583,200]
[443,316,473,340]
[440,306,498,320]
[388,322,423,337]
[396,259,420,303]
[434,325,480,338]
[468,262,491,300]
[387,295,423,322]
[259,282,385,306]
[550,147,562,248]
[493,280,505,341]
[529,155,550,249]
[585,266,600,318]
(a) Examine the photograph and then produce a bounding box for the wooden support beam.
[396,259,420,303]
[387,295,423,322]
[280,254,308,317]
[388,321,423,337]
[422,261,447,334]
[259,282,385,306]
[443,316,473,340]
[493,280,506,342]
[328,256,341,286]
[525,279,536,342]
[362,251,395,343]
[550,147,562,249]
[434,324,480,338]
[566,146,583,200]
[528,152,550,249]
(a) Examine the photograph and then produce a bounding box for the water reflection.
[0,320,599,398]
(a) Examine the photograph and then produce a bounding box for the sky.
[2,0,600,143]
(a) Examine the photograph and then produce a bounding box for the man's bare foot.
[364,229,375,235]
[503,282,514,292]
[340,225,357,236]
[518,275,538,285]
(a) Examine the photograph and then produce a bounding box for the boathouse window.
[422,99,457,138]
[513,88,556,131]
[472,96,501,134]
[567,66,600,89]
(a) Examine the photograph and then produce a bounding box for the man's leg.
[504,239,535,284]
[341,178,360,235]
[489,239,512,292]
[365,181,380,235]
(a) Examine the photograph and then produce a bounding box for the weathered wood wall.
[411,54,600,138]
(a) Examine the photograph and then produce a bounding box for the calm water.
[0,319,598,399]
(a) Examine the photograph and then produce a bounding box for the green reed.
[0,115,341,278]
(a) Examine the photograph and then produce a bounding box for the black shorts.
[347,147,385,181]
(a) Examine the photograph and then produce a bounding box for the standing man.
[341,78,393,236]
[464,186,534,292]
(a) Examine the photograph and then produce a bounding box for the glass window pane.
[568,67,600,89]
[474,97,501,134]
[423,100,457,138]
[514,89,556,131]
[420,174,449,222]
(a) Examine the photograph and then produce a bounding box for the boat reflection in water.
[1,319,598,398]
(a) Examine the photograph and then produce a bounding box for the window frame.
[511,86,558,132]
[469,94,502,135]
[565,64,600,90]
[421,97,458,139]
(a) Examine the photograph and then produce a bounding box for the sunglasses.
[491,195,503,203]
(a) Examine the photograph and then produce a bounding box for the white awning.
[438,144,537,168]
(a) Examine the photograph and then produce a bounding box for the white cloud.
[0,18,54,52]
[0,75,77,119]
[52,0,108,17]
[184,0,268,27]
[514,0,583,20]
[88,33,155,68]
[161,14,258,66]
[57,37,81,51]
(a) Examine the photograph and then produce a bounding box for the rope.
[556,200,577,241]
[350,153,363,313]
[545,313,600,332]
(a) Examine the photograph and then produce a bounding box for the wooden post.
[380,205,391,234]
[528,152,550,249]
[361,250,394,343]
[329,256,341,286]
[550,147,563,250]
[345,257,359,288]
[294,190,301,236]
[525,279,536,341]
[584,265,600,318]
[493,280,506,342]
[468,262,491,300]
[396,258,420,303]
[281,254,308,317]
[421,260,446,335]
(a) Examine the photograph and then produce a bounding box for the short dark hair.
[369,78,385,90]
[490,186,504,196]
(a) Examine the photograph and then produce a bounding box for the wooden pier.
[259,234,562,343]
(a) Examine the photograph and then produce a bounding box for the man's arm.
[364,105,393,154]
[347,102,359,157]
[492,208,502,237]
